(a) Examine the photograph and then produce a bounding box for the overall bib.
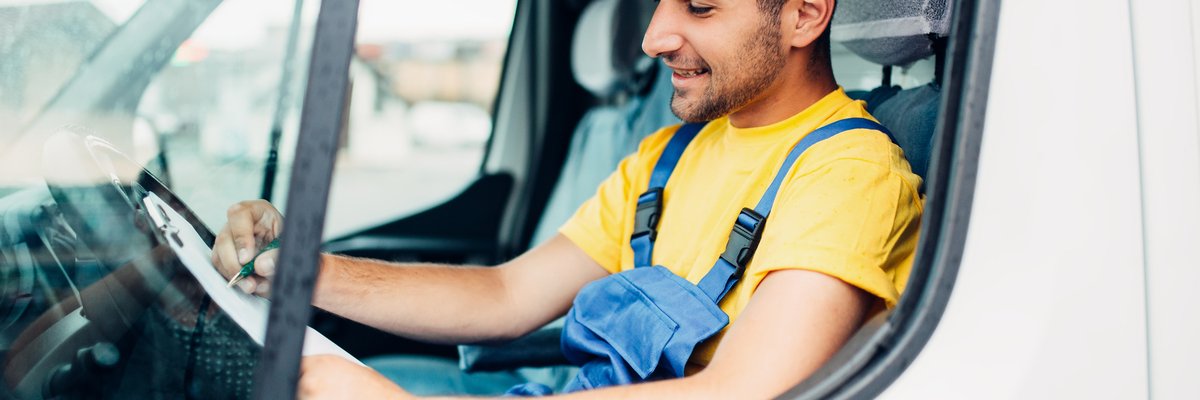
[506,118,892,396]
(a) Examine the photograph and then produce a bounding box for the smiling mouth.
[672,67,710,78]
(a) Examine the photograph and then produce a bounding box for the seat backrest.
[833,0,953,185]
[459,0,675,372]
[530,0,678,247]
[873,84,939,180]
[846,85,902,113]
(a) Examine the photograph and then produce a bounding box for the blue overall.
[505,118,892,396]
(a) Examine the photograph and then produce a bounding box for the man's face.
[643,1,788,123]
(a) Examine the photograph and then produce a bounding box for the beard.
[667,23,787,123]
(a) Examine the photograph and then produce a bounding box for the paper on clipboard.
[142,192,361,365]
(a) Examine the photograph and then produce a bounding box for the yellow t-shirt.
[559,88,924,368]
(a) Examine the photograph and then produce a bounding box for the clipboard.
[141,192,360,365]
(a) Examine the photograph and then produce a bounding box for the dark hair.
[757,0,832,68]
[756,0,788,18]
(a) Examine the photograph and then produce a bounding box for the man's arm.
[212,199,608,344]
[312,234,608,343]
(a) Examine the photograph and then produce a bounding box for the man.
[212,0,923,398]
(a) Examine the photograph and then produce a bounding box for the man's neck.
[728,62,838,129]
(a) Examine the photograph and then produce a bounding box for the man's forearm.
[312,254,527,344]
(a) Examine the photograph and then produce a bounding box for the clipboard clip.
[141,195,184,248]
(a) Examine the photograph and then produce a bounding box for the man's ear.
[788,0,834,48]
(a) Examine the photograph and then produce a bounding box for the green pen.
[227,238,281,288]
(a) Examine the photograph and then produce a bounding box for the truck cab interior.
[0,0,995,398]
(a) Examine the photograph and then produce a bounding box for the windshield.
[0,0,144,131]
[0,0,519,396]
[0,0,300,397]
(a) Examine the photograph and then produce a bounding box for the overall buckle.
[719,208,766,276]
[633,188,664,241]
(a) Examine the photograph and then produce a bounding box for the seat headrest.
[831,0,953,65]
[572,0,655,98]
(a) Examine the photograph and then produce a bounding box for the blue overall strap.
[695,118,892,301]
[630,122,706,268]
[752,118,894,215]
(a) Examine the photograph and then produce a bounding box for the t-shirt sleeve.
[745,155,923,308]
[558,155,636,274]
[559,127,677,274]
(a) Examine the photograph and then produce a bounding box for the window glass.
[136,0,318,229]
[321,0,517,238]
[0,0,318,397]
[831,42,937,92]
[0,0,145,129]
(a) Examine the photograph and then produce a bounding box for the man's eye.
[686,3,713,15]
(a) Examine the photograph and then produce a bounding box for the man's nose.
[641,3,683,58]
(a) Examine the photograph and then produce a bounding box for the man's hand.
[299,355,414,400]
[211,199,284,296]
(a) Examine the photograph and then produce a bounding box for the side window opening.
[323,0,518,239]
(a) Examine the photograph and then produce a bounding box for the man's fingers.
[213,227,242,278]
[254,249,278,278]
[226,201,263,264]
[212,200,284,296]
[235,276,271,297]
[211,225,227,266]
[253,280,271,297]
[236,276,257,294]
